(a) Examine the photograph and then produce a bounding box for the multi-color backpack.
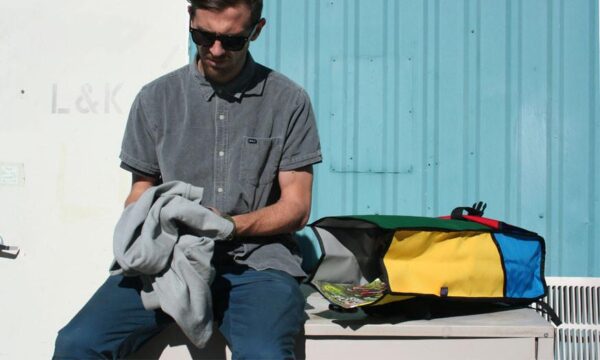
[306,203,560,324]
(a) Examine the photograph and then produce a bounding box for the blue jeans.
[53,266,306,359]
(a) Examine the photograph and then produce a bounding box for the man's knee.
[266,272,306,320]
[232,338,296,360]
[237,277,304,359]
[53,324,102,359]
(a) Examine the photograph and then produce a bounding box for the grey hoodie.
[110,181,234,348]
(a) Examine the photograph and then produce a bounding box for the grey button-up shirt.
[119,55,322,277]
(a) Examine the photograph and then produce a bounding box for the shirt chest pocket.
[240,136,283,186]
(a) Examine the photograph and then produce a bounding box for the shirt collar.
[189,53,266,101]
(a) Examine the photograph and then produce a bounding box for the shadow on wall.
[296,231,321,275]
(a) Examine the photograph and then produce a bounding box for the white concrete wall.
[0,1,188,358]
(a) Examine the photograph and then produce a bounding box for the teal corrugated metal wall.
[191,0,600,277]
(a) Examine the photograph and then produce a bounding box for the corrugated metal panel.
[192,0,599,276]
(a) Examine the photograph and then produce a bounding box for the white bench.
[131,286,554,359]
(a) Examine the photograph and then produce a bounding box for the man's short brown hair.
[188,0,263,26]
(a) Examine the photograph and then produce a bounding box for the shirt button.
[217,187,224,193]
[219,114,225,120]
[219,151,225,157]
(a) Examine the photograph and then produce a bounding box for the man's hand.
[206,207,236,240]
[232,166,313,237]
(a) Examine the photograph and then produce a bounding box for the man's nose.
[210,40,226,57]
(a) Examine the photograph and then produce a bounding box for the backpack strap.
[447,202,501,229]
[451,201,487,219]
[534,300,562,326]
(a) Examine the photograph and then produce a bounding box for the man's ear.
[251,18,267,41]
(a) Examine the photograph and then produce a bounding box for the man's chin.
[204,68,231,84]
[201,60,226,76]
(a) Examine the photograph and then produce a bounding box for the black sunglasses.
[189,23,258,51]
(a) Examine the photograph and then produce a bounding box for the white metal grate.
[541,277,600,360]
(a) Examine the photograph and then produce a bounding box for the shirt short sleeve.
[279,89,322,171]
[119,89,161,178]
